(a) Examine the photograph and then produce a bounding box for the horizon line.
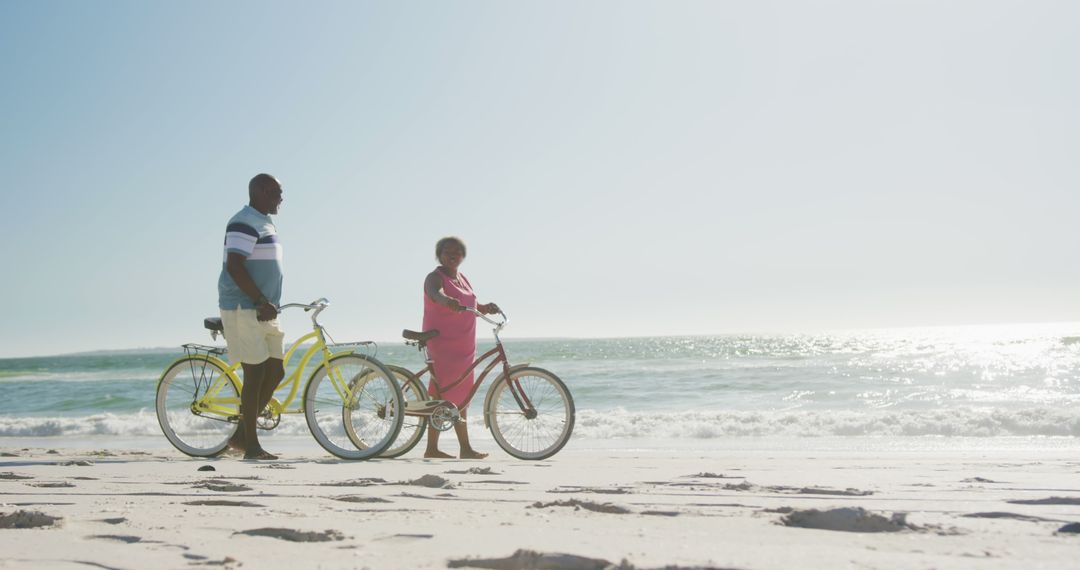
[5,318,1080,360]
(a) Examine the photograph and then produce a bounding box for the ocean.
[2,322,1079,444]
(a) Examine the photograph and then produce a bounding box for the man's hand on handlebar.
[256,302,279,321]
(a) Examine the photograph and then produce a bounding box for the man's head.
[249,173,283,215]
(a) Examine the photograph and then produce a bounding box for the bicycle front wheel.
[379,365,428,458]
[304,354,404,460]
[486,367,575,460]
[156,356,240,457]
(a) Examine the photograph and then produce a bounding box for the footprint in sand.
[780,507,914,533]
[319,478,386,487]
[88,534,145,543]
[404,474,455,489]
[192,481,253,493]
[183,553,239,565]
[333,496,392,504]
[548,486,631,495]
[1008,497,1080,505]
[961,477,1002,483]
[529,499,631,515]
[447,549,613,570]
[445,467,499,475]
[397,492,458,500]
[376,533,434,541]
[0,510,62,529]
[684,472,741,479]
[183,500,265,507]
[235,528,345,542]
[720,481,873,496]
[962,512,1063,523]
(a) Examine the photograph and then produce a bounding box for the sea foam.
[3,407,1078,439]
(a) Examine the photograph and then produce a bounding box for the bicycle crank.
[430,404,461,432]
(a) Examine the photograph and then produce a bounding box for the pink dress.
[422,268,477,407]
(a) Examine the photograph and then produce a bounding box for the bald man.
[217,173,286,460]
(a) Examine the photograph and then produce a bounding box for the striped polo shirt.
[217,205,283,310]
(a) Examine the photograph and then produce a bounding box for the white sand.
[2,437,1079,569]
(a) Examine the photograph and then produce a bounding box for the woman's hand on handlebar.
[477,302,500,315]
[445,298,464,311]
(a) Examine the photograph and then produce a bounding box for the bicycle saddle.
[402,329,439,345]
[204,317,224,332]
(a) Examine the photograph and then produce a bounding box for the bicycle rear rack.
[182,343,227,357]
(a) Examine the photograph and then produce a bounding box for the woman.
[422,236,499,459]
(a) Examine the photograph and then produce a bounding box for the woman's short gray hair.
[435,236,467,260]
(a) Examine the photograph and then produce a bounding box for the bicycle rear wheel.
[378,365,428,458]
[486,367,574,460]
[304,353,404,460]
[156,356,240,457]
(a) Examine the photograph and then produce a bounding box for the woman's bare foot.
[424,449,454,459]
[243,449,278,460]
[459,449,488,460]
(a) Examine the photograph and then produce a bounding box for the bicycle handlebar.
[279,297,329,312]
[465,307,508,327]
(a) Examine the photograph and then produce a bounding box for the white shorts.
[220,308,285,365]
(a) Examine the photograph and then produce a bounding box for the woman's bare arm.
[425,271,462,310]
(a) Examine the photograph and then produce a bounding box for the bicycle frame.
[408,309,536,422]
[183,299,372,421]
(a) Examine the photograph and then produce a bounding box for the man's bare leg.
[256,358,285,420]
[240,361,276,460]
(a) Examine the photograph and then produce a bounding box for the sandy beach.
[2,437,1079,569]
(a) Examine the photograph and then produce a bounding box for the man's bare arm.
[226,252,278,320]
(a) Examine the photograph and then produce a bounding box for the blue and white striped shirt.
[217,205,283,309]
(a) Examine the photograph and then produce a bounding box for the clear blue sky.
[2,1,1078,358]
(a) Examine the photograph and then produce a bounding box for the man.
[218,173,285,460]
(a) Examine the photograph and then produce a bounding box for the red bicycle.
[376,308,575,460]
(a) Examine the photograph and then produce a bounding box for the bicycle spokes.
[487,368,575,460]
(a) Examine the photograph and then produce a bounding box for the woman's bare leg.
[424,426,453,458]
[455,412,487,459]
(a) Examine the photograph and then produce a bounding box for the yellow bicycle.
[155,298,404,460]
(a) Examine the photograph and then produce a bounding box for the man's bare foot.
[225,432,246,455]
[424,449,454,459]
[243,449,278,460]
[459,449,488,460]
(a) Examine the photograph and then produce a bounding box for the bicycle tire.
[304,353,404,460]
[156,356,241,457]
[485,366,574,460]
[378,365,429,458]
